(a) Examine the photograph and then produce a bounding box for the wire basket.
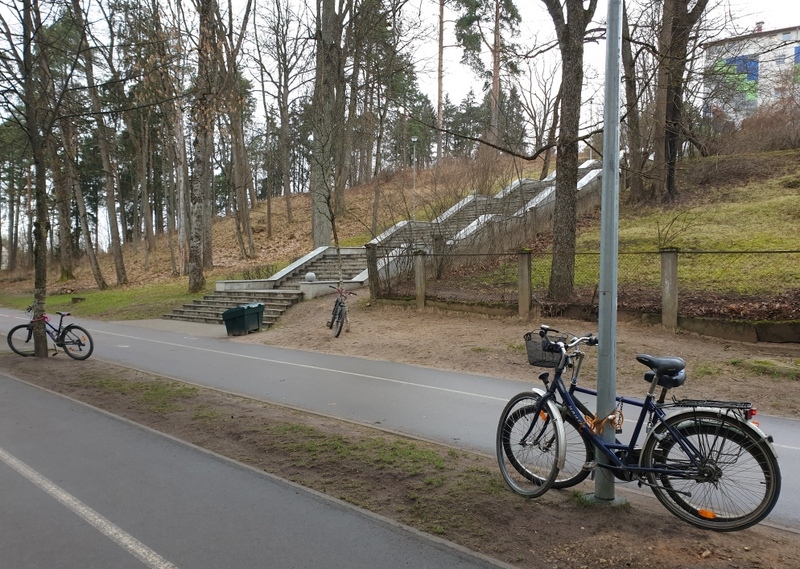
[524,332,565,368]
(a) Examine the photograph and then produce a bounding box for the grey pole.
[594,0,623,502]
[411,136,418,221]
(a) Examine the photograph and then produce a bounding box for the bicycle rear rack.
[668,399,752,410]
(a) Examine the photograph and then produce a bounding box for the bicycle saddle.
[636,354,687,389]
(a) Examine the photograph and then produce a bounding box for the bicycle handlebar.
[329,285,356,295]
[539,326,598,353]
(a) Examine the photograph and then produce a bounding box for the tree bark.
[650,0,708,202]
[621,2,649,203]
[542,0,597,301]
[310,0,342,247]
[71,0,127,285]
[62,119,107,289]
[22,0,49,357]
[188,0,217,293]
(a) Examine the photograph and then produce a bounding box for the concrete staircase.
[163,161,603,329]
[162,248,368,329]
[162,289,302,328]
[271,248,367,289]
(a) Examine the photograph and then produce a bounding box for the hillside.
[1,151,799,322]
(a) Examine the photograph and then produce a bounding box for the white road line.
[0,446,179,569]
[96,329,508,402]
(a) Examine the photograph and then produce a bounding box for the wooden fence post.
[414,251,427,309]
[518,249,532,317]
[661,248,679,329]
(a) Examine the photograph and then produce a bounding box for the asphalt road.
[0,371,508,569]
[1,309,797,535]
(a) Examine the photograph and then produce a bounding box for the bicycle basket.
[524,332,565,368]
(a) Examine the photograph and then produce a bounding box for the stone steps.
[162,289,303,328]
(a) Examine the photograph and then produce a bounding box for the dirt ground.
[2,299,800,569]
[245,295,800,417]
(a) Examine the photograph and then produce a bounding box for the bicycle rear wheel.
[60,325,94,360]
[333,304,345,337]
[7,324,35,357]
[496,391,564,498]
[642,411,781,531]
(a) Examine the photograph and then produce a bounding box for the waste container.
[222,303,265,336]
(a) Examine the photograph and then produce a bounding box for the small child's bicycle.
[325,285,356,338]
[7,304,94,360]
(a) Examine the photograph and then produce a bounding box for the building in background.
[703,23,800,125]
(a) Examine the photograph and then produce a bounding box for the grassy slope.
[1,151,798,317]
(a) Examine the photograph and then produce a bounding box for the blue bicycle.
[496,325,781,531]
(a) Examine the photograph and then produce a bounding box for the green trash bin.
[242,302,265,333]
[222,303,264,336]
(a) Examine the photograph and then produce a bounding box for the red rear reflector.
[746,408,757,421]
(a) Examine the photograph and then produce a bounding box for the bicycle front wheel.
[551,412,594,489]
[642,411,781,531]
[7,324,35,357]
[333,304,345,338]
[496,391,564,498]
[60,325,94,360]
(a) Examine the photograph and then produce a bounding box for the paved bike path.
[0,372,510,569]
[1,309,797,532]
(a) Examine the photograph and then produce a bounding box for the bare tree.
[309,0,347,247]
[650,0,709,202]
[188,0,218,293]
[622,0,653,203]
[541,0,598,301]
[70,0,128,285]
[252,0,313,226]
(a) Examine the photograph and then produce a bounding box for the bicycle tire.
[641,411,781,531]
[60,325,94,360]
[327,299,340,329]
[334,304,345,338]
[551,411,594,489]
[7,324,35,357]
[496,391,564,498]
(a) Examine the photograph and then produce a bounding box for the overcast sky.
[419,0,800,108]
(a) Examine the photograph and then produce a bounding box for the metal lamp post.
[411,136,418,221]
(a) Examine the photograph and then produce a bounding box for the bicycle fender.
[528,387,567,471]
[641,408,779,461]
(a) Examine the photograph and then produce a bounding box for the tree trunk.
[63,119,107,290]
[621,2,648,203]
[230,111,256,258]
[47,140,75,281]
[71,0,127,285]
[188,0,216,293]
[22,0,49,357]
[650,0,708,202]
[542,0,597,301]
[310,0,341,247]
[489,0,501,145]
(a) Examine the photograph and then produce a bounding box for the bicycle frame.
[535,346,751,480]
[33,312,68,344]
[327,285,356,336]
